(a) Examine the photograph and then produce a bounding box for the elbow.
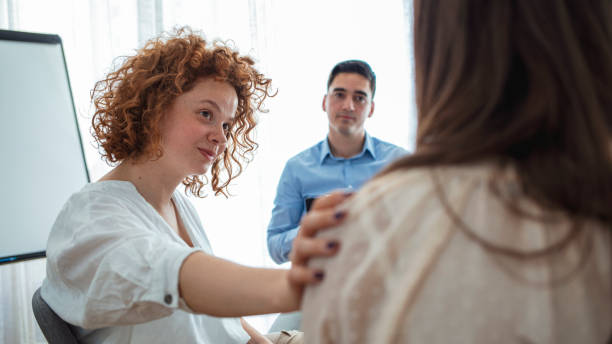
[271,253,284,265]
[266,235,286,265]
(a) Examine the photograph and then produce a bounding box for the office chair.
[32,287,79,344]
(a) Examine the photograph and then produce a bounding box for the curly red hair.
[91,28,274,197]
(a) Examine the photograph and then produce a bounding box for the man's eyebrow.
[330,87,369,98]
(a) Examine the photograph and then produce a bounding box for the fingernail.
[327,241,339,250]
[314,271,325,280]
[343,191,354,198]
[334,211,346,220]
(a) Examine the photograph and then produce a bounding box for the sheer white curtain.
[0,0,414,341]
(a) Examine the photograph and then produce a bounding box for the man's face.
[323,72,374,138]
[323,73,374,138]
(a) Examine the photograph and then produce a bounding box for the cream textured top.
[302,163,611,344]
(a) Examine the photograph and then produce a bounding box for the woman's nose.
[210,125,228,145]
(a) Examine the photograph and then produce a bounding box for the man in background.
[267,60,407,265]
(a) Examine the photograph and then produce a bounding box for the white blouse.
[41,181,249,344]
[302,163,611,343]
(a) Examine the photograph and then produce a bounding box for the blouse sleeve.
[41,188,201,329]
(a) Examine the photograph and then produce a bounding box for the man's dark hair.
[327,60,376,98]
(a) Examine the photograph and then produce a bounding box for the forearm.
[269,164,304,264]
[178,251,299,317]
[268,227,299,264]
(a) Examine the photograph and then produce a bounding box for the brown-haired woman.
[303,1,612,343]
[41,29,343,344]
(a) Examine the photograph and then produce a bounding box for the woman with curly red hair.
[40,28,342,343]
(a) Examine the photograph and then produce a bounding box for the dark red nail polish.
[334,211,346,220]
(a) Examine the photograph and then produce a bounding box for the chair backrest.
[32,287,79,344]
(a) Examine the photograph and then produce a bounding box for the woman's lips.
[198,148,216,161]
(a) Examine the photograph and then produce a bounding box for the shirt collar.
[362,132,376,159]
[319,132,376,164]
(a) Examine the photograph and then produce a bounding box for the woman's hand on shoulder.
[288,191,351,287]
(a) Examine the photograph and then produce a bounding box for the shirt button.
[164,294,173,305]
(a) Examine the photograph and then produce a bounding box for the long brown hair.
[381,1,612,227]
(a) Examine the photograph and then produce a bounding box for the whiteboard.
[0,30,89,264]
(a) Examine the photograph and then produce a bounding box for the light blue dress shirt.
[267,132,407,264]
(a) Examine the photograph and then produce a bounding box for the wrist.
[275,270,301,313]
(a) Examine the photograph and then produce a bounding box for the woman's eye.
[199,110,212,119]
